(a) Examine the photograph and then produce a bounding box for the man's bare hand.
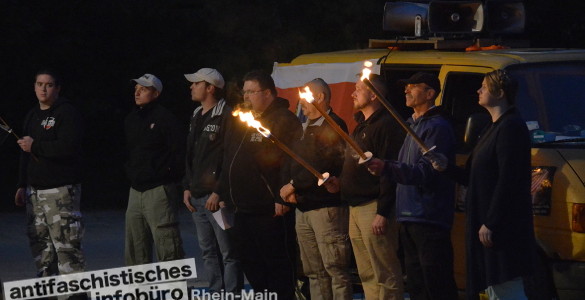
[205,192,221,212]
[479,224,493,248]
[371,214,388,236]
[323,176,340,193]
[280,183,297,204]
[367,158,385,176]
[274,203,290,217]
[15,188,26,207]
[183,190,196,212]
[17,136,34,153]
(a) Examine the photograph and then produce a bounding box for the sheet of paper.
[212,207,233,230]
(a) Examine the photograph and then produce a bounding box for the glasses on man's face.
[241,89,264,96]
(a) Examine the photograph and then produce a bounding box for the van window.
[508,62,585,146]
[441,72,485,152]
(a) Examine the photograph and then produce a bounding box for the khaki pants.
[349,200,404,300]
[125,184,184,265]
[296,206,353,300]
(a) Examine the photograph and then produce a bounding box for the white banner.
[3,258,197,300]
[272,59,381,89]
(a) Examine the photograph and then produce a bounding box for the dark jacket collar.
[260,97,290,119]
[135,101,160,114]
[353,107,387,125]
[408,105,447,125]
[37,97,69,112]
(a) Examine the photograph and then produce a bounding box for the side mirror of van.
[464,113,491,149]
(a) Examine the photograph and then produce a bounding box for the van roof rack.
[369,37,529,50]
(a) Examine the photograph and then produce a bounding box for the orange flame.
[298,86,315,103]
[233,109,271,138]
[360,61,373,81]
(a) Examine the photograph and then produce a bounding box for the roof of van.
[282,48,585,70]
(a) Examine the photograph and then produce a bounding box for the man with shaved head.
[280,78,352,299]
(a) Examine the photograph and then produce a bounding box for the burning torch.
[233,110,330,186]
[298,87,373,164]
[360,61,435,154]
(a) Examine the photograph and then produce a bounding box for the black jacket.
[285,110,347,212]
[340,108,405,217]
[18,98,83,189]
[447,108,535,298]
[124,102,184,192]
[218,97,302,215]
[183,99,231,197]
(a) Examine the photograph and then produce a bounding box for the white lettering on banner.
[192,289,278,300]
[2,258,197,300]
[94,281,187,300]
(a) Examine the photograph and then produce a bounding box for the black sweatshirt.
[217,97,302,215]
[124,102,184,192]
[17,98,83,189]
[284,110,348,212]
[182,99,231,197]
[340,108,405,218]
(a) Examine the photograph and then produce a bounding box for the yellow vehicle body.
[272,46,585,299]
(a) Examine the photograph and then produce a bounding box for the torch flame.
[360,61,373,81]
[298,86,315,103]
[233,109,271,138]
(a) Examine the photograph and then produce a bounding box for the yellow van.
[272,41,585,299]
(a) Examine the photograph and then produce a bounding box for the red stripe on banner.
[277,81,357,132]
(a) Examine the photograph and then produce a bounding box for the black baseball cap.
[399,72,441,94]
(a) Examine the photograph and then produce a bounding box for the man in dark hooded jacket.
[217,70,302,300]
[15,69,85,278]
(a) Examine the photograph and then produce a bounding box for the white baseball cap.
[132,74,163,92]
[184,68,225,89]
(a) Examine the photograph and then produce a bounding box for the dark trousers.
[232,211,296,300]
[400,222,458,300]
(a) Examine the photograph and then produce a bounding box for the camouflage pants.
[26,184,85,276]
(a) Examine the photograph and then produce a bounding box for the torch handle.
[0,116,39,162]
[265,133,324,181]
[362,78,430,153]
[310,104,368,160]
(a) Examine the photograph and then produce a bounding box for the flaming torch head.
[298,86,315,104]
[360,61,373,81]
[233,109,272,138]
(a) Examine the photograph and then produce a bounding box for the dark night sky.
[1,0,584,211]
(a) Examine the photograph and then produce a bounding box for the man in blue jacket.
[368,72,458,300]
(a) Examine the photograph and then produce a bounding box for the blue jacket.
[384,106,456,228]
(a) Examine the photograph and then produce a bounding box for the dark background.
[1,0,584,211]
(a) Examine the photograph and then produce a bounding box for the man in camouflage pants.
[15,69,85,277]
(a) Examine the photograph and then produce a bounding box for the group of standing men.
[14,66,533,300]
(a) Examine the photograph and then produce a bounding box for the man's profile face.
[190,81,208,102]
[134,84,159,107]
[352,80,372,111]
[35,74,60,106]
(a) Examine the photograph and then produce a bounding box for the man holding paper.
[182,68,243,294]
